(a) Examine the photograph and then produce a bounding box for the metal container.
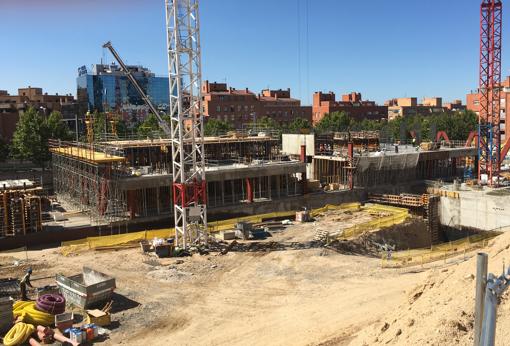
[56,267,116,309]
[0,278,19,298]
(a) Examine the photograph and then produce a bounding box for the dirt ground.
[1,208,507,346]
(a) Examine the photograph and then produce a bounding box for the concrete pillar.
[246,178,253,203]
[127,190,136,220]
[156,187,160,214]
[348,142,354,190]
[221,180,225,206]
[452,157,457,178]
[301,144,308,195]
[268,176,272,199]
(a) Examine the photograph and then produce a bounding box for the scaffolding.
[50,142,127,226]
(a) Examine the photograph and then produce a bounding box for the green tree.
[0,138,9,162]
[45,111,72,140]
[92,112,107,140]
[204,118,233,136]
[136,114,170,138]
[286,117,312,134]
[11,107,49,164]
[314,111,353,133]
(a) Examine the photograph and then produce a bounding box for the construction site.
[2,0,510,345]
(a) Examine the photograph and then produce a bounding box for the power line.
[305,0,310,105]
[297,0,302,103]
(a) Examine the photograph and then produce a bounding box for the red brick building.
[466,76,510,141]
[0,87,76,141]
[312,91,387,124]
[202,81,311,129]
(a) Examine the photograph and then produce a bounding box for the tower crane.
[103,0,208,249]
[165,0,208,248]
[478,0,503,186]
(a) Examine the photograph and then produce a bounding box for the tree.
[136,114,170,138]
[11,107,49,164]
[0,138,9,162]
[45,111,72,141]
[314,111,353,133]
[286,117,312,134]
[92,112,108,140]
[204,118,233,136]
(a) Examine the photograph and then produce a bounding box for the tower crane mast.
[165,0,208,248]
[478,0,503,186]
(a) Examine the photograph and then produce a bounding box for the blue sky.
[1,0,507,105]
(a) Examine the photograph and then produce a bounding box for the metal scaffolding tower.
[165,0,208,248]
[478,0,503,185]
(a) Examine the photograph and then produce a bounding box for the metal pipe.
[480,274,498,346]
[474,252,488,346]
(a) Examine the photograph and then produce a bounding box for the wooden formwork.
[0,191,43,237]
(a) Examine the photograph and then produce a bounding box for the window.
[224,106,228,112]
[216,106,221,112]
[237,105,242,111]
[230,105,235,112]
[244,105,248,111]
[474,100,480,105]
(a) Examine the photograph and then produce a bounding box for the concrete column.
[268,176,272,200]
[301,144,308,195]
[221,180,225,206]
[246,178,253,203]
[156,187,160,215]
[127,190,136,220]
[348,142,354,190]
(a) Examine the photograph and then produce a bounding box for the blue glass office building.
[77,64,169,123]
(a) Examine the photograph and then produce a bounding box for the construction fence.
[60,202,388,255]
[339,204,410,239]
[381,231,500,268]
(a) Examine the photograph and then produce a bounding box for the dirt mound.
[349,230,510,346]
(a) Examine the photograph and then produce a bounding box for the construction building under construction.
[50,135,306,225]
[282,132,477,190]
[47,130,479,229]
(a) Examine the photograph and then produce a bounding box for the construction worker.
[20,268,34,301]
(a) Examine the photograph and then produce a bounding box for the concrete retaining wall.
[440,189,510,231]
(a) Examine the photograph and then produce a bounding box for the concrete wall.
[208,189,364,220]
[282,134,315,156]
[440,189,510,231]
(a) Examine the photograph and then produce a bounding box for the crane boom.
[102,41,172,136]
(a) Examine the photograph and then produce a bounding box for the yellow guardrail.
[381,231,500,268]
[61,202,365,255]
[60,202,409,256]
[339,204,409,239]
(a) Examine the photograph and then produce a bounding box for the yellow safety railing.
[61,202,365,255]
[339,204,409,239]
[60,202,408,256]
[381,231,500,268]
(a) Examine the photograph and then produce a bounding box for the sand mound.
[350,230,510,346]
